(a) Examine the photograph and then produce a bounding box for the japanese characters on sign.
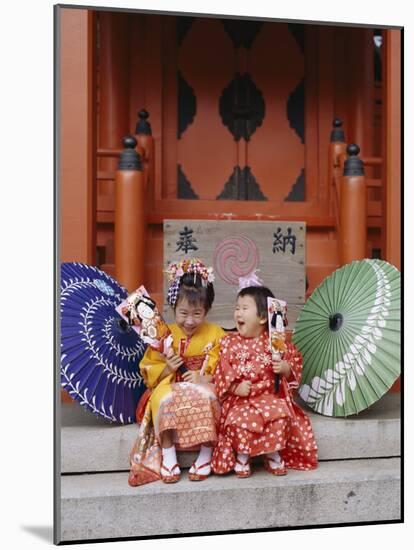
[272,227,297,254]
[175,226,199,253]
[164,220,305,329]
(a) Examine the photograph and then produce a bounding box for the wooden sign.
[163,220,306,329]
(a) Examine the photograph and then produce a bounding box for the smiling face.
[234,294,267,338]
[174,297,207,337]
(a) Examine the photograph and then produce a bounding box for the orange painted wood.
[59,7,96,264]
[97,193,114,212]
[347,28,375,161]
[114,169,146,292]
[136,133,155,201]
[146,237,164,265]
[177,18,236,199]
[339,174,367,264]
[142,15,164,201]
[128,14,146,132]
[96,197,336,225]
[306,264,339,296]
[306,238,339,266]
[94,19,344,238]
[61,390,74,403]
[368,200,382,217]
[151,198,331,219]
[362,157,383,166]
[367,217,383,229]
[97,12,131,173]
[97,171,116,180]
[390,378,400,393]
[383,29,401,270]
[317,27,334,206]
[161,16,179,200]
[329,141,347,204]
[97,149,122,158]
[365,178,382,188]
[248,23,305,202]
[97,211,115,224]
[145,264,165,295]
[100,263,115,277]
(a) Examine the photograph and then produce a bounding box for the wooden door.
[159,17,322,213]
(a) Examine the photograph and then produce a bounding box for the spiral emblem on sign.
[213,235,259,285]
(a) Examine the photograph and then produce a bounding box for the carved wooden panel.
[163,220,306,328]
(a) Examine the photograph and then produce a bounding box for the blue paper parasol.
[60,262,147,423]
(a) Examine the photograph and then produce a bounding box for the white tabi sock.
[234,452,250,473]
[161,445,180,475]
[189,445,212,475]
[266,450,283,465]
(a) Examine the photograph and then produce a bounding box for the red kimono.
[211,331,318,473]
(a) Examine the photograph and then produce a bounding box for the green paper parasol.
[292,259,400,416]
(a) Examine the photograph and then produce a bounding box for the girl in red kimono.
[211,283,318,478]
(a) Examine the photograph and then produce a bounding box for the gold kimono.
[139,321,225,449]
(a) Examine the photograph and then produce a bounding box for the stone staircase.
[57,393,401,543]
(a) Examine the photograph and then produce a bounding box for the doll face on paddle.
[136,301,155,320]
[234,294,267,338]
[175,297,207,337]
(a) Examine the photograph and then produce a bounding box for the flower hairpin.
[165,258,215,307]
[238,270,264,291]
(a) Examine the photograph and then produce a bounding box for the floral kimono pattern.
[211,331,318,474]
[128,322,225,486]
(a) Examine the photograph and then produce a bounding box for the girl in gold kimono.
[137,259,225,483]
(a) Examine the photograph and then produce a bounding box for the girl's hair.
[238,285,274,319]
[175,272,215,312]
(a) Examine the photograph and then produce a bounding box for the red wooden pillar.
[59,7,96,264]
[59,7,97,404]
[382,30,401,270]
[115,137,146,292]
[383,29,401,394]
[339,144,366,265]
[97,11,131,174]
[347,28,375,161]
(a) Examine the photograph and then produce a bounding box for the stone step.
[58,457,401,542]
[60,393,400,473]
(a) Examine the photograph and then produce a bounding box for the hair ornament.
[165,258,214,307]
[238,270,264,292]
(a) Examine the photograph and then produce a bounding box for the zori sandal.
[160,462,181,483]
[234,456,251,478]
[264,456,287,476]
[188,461,211,481]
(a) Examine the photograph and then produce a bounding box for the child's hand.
[235,380,252,397]
[272,359,291,377]
[166,352,184,373]
[182,370,201,384]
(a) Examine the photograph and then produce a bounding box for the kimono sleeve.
[213,338,240,400]
[249,378,274,397]
[283,342,303,391]
[139,346,168,389]
[204,326,227,376]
